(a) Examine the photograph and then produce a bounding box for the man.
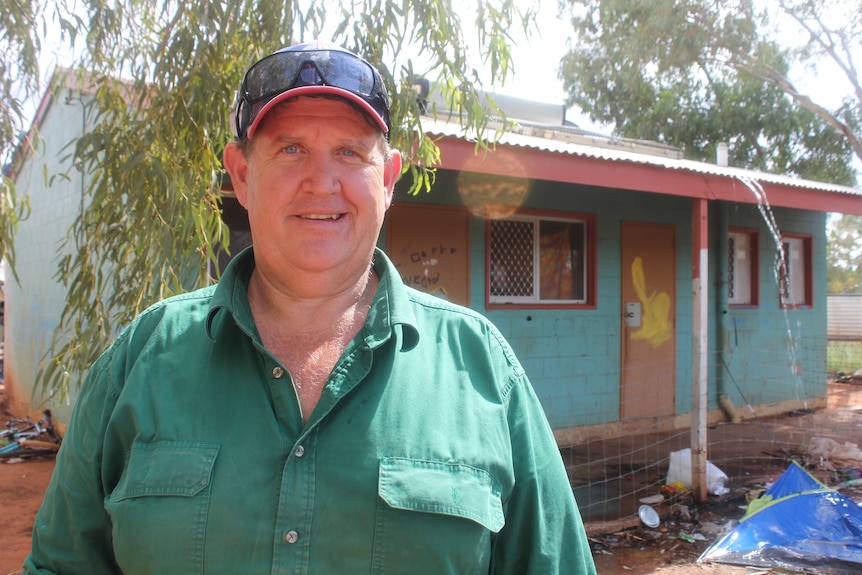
[24,41,597,574]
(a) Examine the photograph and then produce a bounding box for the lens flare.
[457,148,530,219]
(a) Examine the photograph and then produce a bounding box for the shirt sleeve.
[489,371,597,575]
[23,348,123,575]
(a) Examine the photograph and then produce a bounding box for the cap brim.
[246,85,389,138]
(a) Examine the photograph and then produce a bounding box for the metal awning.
[421,116,862,214]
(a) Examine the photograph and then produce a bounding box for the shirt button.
[272,366,284,379]
[285,530,299,544]
[294,445,305,458]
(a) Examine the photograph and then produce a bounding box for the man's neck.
[246,266,379,422]
[247,264,376,328]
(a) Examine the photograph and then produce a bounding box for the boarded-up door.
[385,204,470,306]
[620,222,676,419]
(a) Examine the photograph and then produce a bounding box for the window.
[727,228,758,306]
[487,212,595,307]
[778,234,812,307]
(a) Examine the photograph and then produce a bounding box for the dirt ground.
[584,379,862,575]
[2,382,861,574]
[0,457,54,575]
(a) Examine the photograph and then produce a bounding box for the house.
[385,113,862,447]
[6,70,862,449]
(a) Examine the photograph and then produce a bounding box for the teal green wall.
[391,171,828,430]
[712,203,827,410]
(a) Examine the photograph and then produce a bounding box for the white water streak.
[735,176,807,407]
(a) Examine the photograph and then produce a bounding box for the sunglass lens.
[316,52,375,95]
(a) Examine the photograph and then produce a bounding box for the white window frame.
[779,234,812,308]
[727,228,758,307]
[487,213,593,307]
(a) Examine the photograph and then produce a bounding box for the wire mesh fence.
[561,343,862,534]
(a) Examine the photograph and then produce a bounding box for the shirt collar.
[205,247,420,351]
[205,246,257,341]
[367,248,420,351]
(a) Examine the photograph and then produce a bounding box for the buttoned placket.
[263,332,377,574]
[268,354,316,575]
[271,427,316,575]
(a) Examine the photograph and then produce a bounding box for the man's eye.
[283,145,299,154]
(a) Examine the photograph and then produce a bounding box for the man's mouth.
[302,214,343,220]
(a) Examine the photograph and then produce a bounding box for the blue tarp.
[699,461,862,574]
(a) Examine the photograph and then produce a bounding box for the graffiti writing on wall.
[398,243,458,299]
[630,256,672,348]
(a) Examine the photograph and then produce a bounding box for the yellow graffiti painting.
[630,257,672,348]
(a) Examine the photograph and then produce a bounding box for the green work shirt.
[25,248,596,575]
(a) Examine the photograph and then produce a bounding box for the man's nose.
[300,153,341,195]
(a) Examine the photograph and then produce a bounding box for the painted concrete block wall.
[393,173,697,429]
[392,172,829,430]
[716,203,827,409]
[489,184,694,429]
[6,96,90,422]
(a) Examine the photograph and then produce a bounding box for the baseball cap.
[232,40,391,140]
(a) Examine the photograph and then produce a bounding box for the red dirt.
[0,457,54,575]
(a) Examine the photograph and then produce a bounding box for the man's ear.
[223,141,249,207]
[382,149,402,209]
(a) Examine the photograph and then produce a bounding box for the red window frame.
[485,208,597,310]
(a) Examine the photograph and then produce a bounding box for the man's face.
[224,96,401,283]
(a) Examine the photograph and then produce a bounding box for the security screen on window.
[727,230,756,306]
[489,216,586,304]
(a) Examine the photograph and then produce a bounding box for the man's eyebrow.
[263,134,304,150]
[338,137,375,149]
[271,135,299,145]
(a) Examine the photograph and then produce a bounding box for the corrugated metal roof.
[421,116,862,197]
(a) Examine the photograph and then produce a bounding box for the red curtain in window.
[539,224,574,300]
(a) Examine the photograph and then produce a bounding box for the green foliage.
[0,0,44,274]
[827,214,862,293]
[827,341,862,373]
[3,0,538,401]
[558,0,859,186]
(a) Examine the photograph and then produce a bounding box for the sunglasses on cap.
[233,45,391,140]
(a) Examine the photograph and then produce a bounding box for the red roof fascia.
[435,135,862,216]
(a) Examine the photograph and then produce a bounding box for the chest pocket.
[106,440,220,575]
[373,457,504,574]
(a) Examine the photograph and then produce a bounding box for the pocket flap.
[112,440,220,501]
[378,457,504,532]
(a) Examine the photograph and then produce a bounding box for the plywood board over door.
[620,222,677,419]
[385,203,470,306]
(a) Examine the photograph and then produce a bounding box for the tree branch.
[732,52,862,163]
[777,0,862,110]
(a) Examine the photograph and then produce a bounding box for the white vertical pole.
[691,198,709,502]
